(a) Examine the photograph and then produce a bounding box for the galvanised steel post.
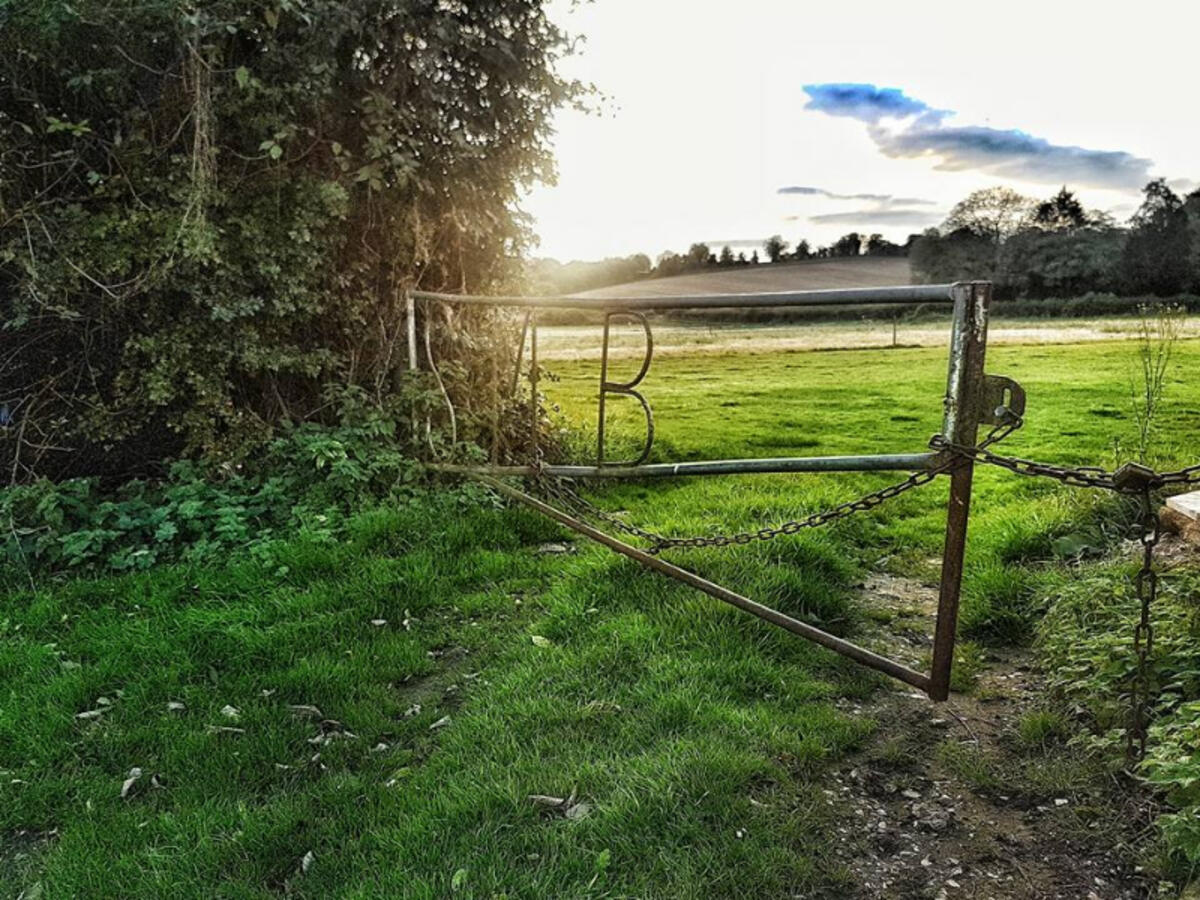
[929,281,992,701]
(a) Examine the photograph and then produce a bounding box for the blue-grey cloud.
[802,83,948,126]
[777,185,937,206]
[802,83,1155,192]
[872,124,1152,191]
[808,209,943,227]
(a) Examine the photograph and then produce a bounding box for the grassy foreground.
[3,337,1199,897]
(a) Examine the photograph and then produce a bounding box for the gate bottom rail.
[475,473,933,693]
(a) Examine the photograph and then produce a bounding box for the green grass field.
[4,337,1199,897]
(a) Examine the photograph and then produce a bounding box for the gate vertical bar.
[529,312,539,463]
[597,313,611,464]
[929,281,992,701]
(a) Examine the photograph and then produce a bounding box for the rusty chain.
[534,417,1023,555]
[528,417,1200,758]
[1127,487,1159,762]
[928,434,1200,493]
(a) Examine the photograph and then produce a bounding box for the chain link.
[929,434,1200,494]
[534,418,1023,555]
[521,411,1200,761]
[521,413,1200,760]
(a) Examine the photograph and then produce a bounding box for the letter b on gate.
[597,312,654,466]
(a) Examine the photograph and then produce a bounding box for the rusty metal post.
[929,282,992,700]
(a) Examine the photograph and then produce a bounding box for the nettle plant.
[1144,702,1200,866]
[0,404,427,574]
[1,0,584,485]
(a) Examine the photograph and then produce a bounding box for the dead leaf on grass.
[307,719,357,745]
[528,788,591,820]
[120,767,143,799]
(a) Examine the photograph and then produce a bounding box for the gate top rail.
[411,283,956,311]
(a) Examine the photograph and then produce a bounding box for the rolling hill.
[573,256,913,299]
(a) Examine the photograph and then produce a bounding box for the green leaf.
[235,67,251,89]
[450,868,468,891]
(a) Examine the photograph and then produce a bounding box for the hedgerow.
[1,0,582,483]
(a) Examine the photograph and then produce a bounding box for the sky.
[522,0,1200,263]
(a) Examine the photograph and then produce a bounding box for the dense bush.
[911,182,1200,300]
[1,0,581,483]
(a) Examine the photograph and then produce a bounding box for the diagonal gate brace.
[478,474,933,691]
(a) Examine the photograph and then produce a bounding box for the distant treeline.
[912,181,1200,299]
[528,231,908,295]
[529,178,1200,300]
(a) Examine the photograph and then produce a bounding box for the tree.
[750,250,760,264]
[910,227,995,285]
[687,242,712,268]
[1121,179,1192,296]
[1033,187,1091,231]
[718,245,734,266]
[0,0,584,481]
[942,187,1035,242]
[526,254,652,295]
[1001,227,1123,297]
[831,232,862,257]
[1186,189,1200,292]
[655,251,687,278]
[865,234,903,256]
[763,235,789,263]
[793,239,812,260]
[736,251,747,265]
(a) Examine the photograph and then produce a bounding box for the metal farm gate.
[413,279,1199,737]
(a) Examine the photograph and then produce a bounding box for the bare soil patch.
[827,573,1158,899]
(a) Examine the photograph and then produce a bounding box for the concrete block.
[1166,491,1200,521]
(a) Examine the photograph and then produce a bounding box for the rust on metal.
[929,282,992,701]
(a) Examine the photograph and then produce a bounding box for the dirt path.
[827,573,1158,900]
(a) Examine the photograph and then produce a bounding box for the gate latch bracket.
[979,374,1026,426]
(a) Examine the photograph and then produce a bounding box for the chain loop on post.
[1126,487,1159,764]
